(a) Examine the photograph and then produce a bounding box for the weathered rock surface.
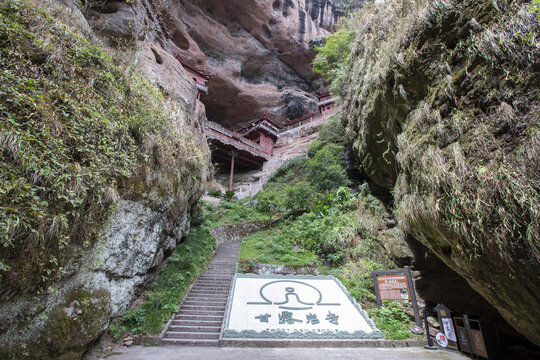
[209,220,272,244]
[0,0,212,358]
[342,0,539,345]
[84,0,335,127]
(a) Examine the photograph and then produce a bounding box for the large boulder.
[342,0,539,345]
[0,0,212,358]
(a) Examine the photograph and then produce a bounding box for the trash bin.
[466,317,500,360]
[454,317,472,354]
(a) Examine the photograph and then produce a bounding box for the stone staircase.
[161,241,241,346]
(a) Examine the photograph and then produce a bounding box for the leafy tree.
[312,29,354,84]
[255,191,281,220]
[306,145,351,191]
[284,181,317,213]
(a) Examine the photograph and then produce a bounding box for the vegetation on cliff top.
[0,0,207,298]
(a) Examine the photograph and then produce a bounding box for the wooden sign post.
[372,266,422,328]
[434,303,458,350]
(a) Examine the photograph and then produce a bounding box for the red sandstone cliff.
[84,0,337,127]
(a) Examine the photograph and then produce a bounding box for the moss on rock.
[42,288,111,358]
[342,0,539,345]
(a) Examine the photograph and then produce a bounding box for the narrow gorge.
[0,0,538,359]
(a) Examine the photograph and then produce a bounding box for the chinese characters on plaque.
[223,275,382,339]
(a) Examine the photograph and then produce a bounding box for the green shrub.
[284,181,317,212]
[306,145,351,191]
[222,190,235,201]
[255,191,282,220]
[367,302,419,340]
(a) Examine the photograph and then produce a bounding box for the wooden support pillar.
[229,150,237,191]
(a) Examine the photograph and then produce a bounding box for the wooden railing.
[203,121,270,160]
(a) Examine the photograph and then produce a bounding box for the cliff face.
[85,0,337,127]
[342,0,539,345]
[0,0,211,358]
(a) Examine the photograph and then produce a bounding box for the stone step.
[191,283,230,290]
[183,295,229,301]
[188,291,230,296]
[178,309,224,316]
[183,296,228,301]
[161,338,219,347]
[164,331,220,340]
[171,319,223,327]
[208,262,237,265]
[181,304,226,311]
[183,301,227,307]
[193,281,231,286]
[185,292,229,297]
[205,269,234,272]
[174,313,224,320]
[167,325,221,333]
[190,288,230,293]
[191,284,230,289]
[161,239,241,347]
[191,285,231,290]
[190,287,230,292]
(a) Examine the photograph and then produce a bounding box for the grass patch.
[239,225,318,266]
[111,225,216,336]
[367,302,422,340]
[201,199,269,226]
[320,258,385,305]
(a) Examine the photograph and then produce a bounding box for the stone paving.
[101,346,469,360]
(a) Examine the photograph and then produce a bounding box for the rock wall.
[0,0,212,358]
[342,0,539,345]
[209,221,273,244]
[84,0,336,127]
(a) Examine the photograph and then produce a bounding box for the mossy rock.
[41,287,111,359]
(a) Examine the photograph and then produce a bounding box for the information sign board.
[376,274,410,301]
[371,266,421,327]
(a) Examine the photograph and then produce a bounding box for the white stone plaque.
[222,274,383,339]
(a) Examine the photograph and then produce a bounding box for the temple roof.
[176,56,211,79]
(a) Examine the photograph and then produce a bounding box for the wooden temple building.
[179,59,334,191]
[178,57,210,100]
[317,91,337,115]
[203,114,282,190]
